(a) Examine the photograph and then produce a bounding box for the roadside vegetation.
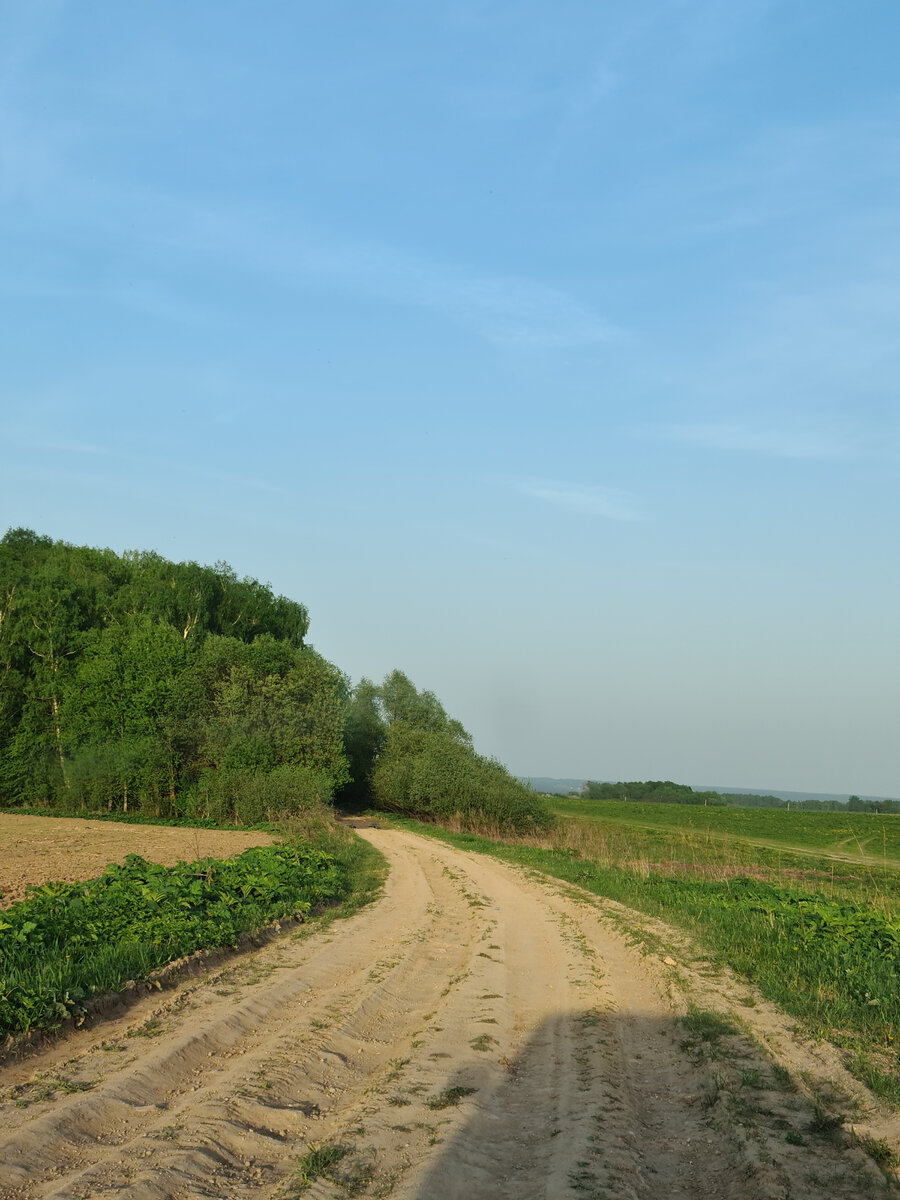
[386,807,900,1104]
[0,529,347,822]
[0,528,549,835]
[0,816,384,1039]
[347,670,551,832]
[0,528,547,1038]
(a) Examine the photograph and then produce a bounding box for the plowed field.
[0,814,274,908]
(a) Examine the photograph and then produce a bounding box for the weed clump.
[855,1133,898,1169]
[808,1104,844,1138]
[294,1142,350,1185]
[426,1085,477,1110]
[680,1007,739,1042]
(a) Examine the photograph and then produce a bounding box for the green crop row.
[0,843,344,1036]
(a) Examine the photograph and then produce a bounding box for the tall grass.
[553,797,900,862]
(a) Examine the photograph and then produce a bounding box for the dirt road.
[0,828,894,1199]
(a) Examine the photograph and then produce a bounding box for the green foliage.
[183,763,337,825]
[584,779,699,802]
[338,678,386,807]
[583,780,740,806]
[0,842,344,1036]
[1,529,547,834]
[580,779,888,812]
[294,1143,351,1185]
[855,1132,899,1168]
[333,668,550,832]
[680,1006,739,1041]
[372,725,551,832]
[425,1085,477,1109]
[0,530,347,822]
[379,669,469,740]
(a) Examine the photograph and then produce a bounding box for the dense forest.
[0,529,548,831]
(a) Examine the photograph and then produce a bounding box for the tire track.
[0,829,891,1200]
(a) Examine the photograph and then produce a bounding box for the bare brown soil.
[0,814,274,908]
[0,827,897,1199]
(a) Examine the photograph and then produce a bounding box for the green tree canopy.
[0,529,343,822]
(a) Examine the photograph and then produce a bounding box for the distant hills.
[520,778,900,806]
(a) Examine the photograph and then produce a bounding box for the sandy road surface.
[0,829,893,1199]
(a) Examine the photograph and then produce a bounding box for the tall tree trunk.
[50,693,70,790]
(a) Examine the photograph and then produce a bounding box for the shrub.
[372,727,552,833]
[182,763,336,824]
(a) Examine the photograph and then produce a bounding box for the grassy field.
[552,797,900,864]
[386,803,900,1105]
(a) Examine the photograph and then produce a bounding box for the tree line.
[579,780,891,812]
[0,529,548,831]
[580,780,736,806]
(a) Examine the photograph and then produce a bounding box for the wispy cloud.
[0,422,287,495]
[3,167,622,348]
[660,419,867,461]
[658,116,900,243]
[0,274,210,327]
[8,436,109,457]
[556,0,774,132]
[154,205,622,350]
[515,478,645,521]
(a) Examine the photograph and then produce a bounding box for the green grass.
[295,1142,350,1184]
[386,815,900,1104]
[680,1006,739,1042]
[552,797,900,864]
[540,800,900,913]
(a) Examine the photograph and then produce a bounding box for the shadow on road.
[407,1008,871,1200]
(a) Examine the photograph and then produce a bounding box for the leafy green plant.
[808,1104,844,1137]
[0,842,344,1036]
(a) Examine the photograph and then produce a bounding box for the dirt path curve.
[0,829,891,1200]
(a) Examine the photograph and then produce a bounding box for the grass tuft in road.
[426,1085,477,1110]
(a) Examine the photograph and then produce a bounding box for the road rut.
[0,829,891,1199]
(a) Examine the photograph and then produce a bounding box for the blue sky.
[2,1,899,794]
